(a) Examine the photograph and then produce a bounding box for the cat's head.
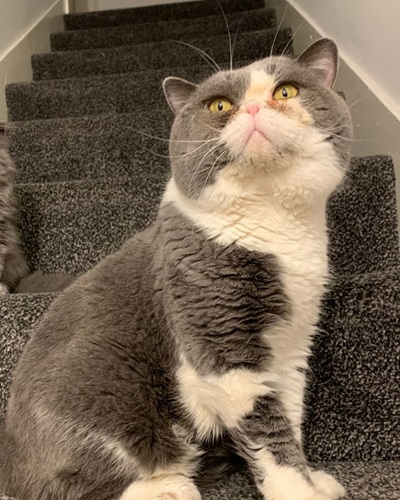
[163,39,352,209]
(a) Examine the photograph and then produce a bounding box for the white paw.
[0,283,9,294]
[120,474,201,500]
[261,466,333,500]
[311,470,346,499]
[157,481,201,500]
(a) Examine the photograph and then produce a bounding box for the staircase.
[0,0,399,498]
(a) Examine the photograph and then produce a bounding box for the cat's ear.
[297,39,338,88]
[163,77,198,114]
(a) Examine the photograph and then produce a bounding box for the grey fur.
[164,45,351,200]
[0,136,28,292]
[14,271,76,293]
[1,41,352,499]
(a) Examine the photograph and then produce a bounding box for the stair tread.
[32,28,292,80]
[7,64,215,121]
[63,0,265,31]
[9,156,399,277]
[52,8,276,52]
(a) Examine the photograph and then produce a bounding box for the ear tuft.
[163,77,198,114]
[297,38,338,88]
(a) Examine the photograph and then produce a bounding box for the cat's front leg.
[232,394,345,500]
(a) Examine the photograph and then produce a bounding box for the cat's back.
[7,224,164,417]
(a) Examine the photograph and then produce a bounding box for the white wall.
[288,0,400,120]
[0,0,65,120]
[80,0,194,12]
[0,0,62,58]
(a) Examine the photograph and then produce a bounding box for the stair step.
[9,112,171,183]
[16,175,168,275]
[11,156,399,277]
[32,28,292,81]
[52,8,276,52]
[305,269,400,462]
[64,0,265,31]
[7,65,212,121]
[327,155,399,276]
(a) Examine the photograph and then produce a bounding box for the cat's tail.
[0,424,16,495]
[15,271,76,293]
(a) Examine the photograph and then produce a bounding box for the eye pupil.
[282,88,288,98]
[217,101,224,111]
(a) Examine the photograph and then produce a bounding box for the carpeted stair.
[0,0,399,498]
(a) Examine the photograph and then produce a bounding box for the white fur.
[244,70,276,102]
[163,76,345,498]
[255,449,345,500]
[177,355,279,440]
[164,128,343,448]
[311,470,347,498]
[120,474,201,500]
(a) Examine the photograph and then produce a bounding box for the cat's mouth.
[245,128,270,145]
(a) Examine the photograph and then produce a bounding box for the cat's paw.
[120,474,201,500]
[0,283,9,294]
[311,470,346,499]
[157,481,201,500]
[261,466,333,500]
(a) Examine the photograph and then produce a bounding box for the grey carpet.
[11,156,400,277]
[1,0,399,498]
[52,8,276,52]
[6,66,215,121]
[32,28,292,80]
[64,0,265,31]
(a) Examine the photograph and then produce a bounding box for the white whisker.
[218,3,233,72]
[197,149,228,205]
[133,129,219,144]
[174,40,222,73]
[188,143,222,195]
[231,19,242,71]
[269,3,288,74]
[143,138,219,160]
[274,23,303,80]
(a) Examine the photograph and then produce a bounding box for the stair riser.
[64,0,265,31]
[52,9,276,52]
[9,113,172,183]
[33,29,292,81]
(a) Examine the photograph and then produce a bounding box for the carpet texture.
[1,0,399,498]
[32,28,292,80]
[51,8,276,52]
[63,0,266,30]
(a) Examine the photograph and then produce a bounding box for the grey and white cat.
[0,134,28,293]
[0,39,352,500]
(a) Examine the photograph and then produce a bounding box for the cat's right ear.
[163,77,198,114]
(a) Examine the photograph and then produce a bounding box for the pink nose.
[244,103,260,116]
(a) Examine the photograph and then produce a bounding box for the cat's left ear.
[163,77,198,114]
[297,38,338,88]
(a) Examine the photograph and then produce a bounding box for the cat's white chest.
[166,179,329,439]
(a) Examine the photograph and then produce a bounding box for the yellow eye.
[273,84,299,100]
[209,97,233,113]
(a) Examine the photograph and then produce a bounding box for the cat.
[15,271,76,293]
[0,133,28,293]
[0,38,352,500]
